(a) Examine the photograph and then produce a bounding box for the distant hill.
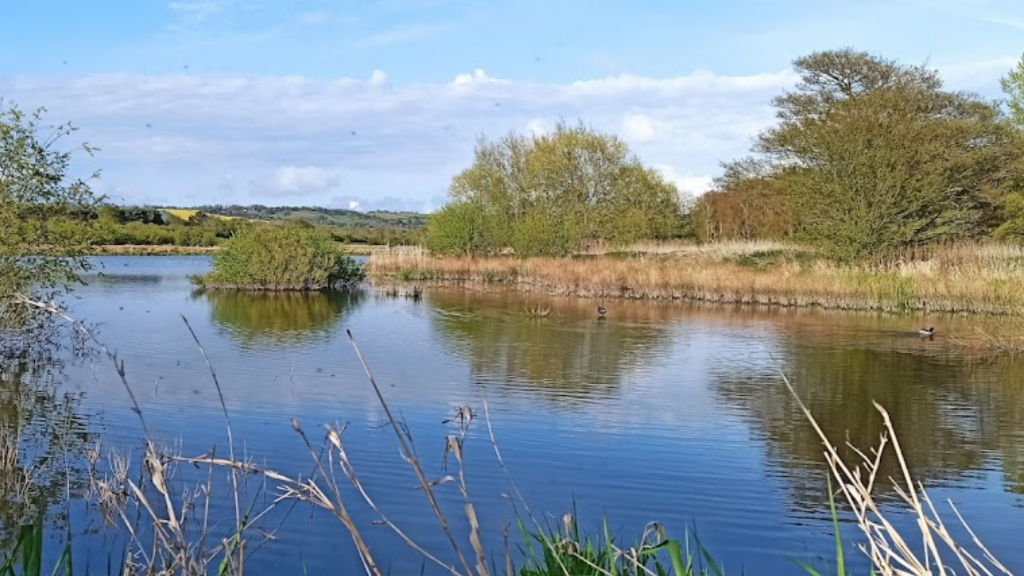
[161,205,428,229]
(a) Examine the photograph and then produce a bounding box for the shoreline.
[365,243,1024,316]
[88,243,391,256]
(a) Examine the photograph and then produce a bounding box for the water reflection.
[0,361,90,548]
[198,290,364,348]
[426,290,674,406]
[711,324,1024,513]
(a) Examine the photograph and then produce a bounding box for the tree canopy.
[0,101,101,354]
[427,121,684,256]
[709,48,1024,259]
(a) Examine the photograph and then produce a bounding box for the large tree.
[0,101,101,355]
[727,48,1023,259]
[429,121,683,256]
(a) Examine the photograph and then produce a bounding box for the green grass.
[516,511,724,576]
[1,524,71,576]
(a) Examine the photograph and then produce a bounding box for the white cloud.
[621,113,668,143]
[656,165,714,196]
[252,166,343,196]
[525,118,551,136]
[452,68,508,86]
[0,57,1008,209]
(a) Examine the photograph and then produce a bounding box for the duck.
[918,327,935,336]
[597,304,607,317]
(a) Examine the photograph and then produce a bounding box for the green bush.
[425,200,487,255]
[196,223,364,291]
[995,194,1024,239]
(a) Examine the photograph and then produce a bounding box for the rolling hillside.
[163,205,427,229]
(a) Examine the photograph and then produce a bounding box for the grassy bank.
[366,242,1024,315]
[90,243,221,255]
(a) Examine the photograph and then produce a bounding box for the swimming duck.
[597,304,607,317]
[918,327,935,336]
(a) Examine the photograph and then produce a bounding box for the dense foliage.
[427,121,684,256]
[698,49,1024,259]
[0,101,100,353]
[196,222,365,291]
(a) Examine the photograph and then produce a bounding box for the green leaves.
[1001,52,1024,129]
[720,49,1024,260]
[432,121,684,257]
[0,100,101,352]
[198,222,364,291]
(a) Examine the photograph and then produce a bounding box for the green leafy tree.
[435,121,683,256]
[1002,52,1024,128]
[728,48,1023,260]
[0,101,101,354]
[197,222,364,291]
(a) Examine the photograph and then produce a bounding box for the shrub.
[425,200,488,255]
[196,223,364,291]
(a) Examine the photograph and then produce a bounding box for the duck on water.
[919,327,935,339]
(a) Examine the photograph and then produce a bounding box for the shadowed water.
[4,255,1024,575]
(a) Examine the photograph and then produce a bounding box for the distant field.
[164,209,239,221]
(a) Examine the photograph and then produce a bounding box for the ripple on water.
[41,258,1024,575]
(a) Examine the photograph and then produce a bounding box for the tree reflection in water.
[198,290,364,348]
[0,360,90,551]
[712,334,1024,513]
[427,290,675,407]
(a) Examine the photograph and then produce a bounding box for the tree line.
[428,48,1024,259]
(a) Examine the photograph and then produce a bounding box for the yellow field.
[163,209,239,221]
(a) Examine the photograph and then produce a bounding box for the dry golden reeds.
[782,372,1013,576]
[366,242,1024,315]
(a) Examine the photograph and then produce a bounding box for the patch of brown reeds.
[90,244,221,255]
[366,242,1024,315]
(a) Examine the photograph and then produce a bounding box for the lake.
[5,255,1024,575]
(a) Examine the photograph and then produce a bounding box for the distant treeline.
[87,204,422,247]
[190,204,428,229]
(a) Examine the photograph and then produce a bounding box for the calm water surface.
[10,256,1024,574]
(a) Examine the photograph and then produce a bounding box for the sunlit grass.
[366,242,1024,315]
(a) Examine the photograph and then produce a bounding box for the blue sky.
[1,0,1022,211]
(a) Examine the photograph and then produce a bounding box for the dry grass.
[366,242,1024,315]
[90,244,221,255]
[90,243,394,256]
[782,372,1013,576]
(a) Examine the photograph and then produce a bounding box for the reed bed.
[366,243,1024,315]
[90,244,221,255]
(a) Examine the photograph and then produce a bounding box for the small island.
[191,221,365,291]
